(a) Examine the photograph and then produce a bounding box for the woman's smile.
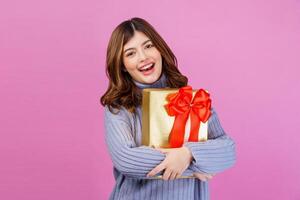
[138,62,155,75]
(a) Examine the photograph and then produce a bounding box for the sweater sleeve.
[104,106,194,179]
[184,107,236,174]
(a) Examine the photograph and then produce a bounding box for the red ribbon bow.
[164,86,212,148]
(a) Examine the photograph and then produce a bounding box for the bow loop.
[190,89,211,122]
[164,86,193,116]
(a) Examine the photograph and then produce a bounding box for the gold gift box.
[142,88,208,148]
[142,88,209,179]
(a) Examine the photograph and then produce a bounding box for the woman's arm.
[104,106,194,179]
[184,108,236,174]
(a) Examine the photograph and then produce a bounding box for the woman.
[100,17,236,200]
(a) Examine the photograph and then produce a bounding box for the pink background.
[1,0,299,199]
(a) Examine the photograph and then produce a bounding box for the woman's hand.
[147,146,193,180]
[193,172,214,182]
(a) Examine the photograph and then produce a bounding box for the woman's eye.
[126,52,135,57]
[145,44,154,49]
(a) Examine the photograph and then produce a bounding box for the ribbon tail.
[188,110,201,142]
[169,111,189,148]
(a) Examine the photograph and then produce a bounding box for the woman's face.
[122,31,162,84]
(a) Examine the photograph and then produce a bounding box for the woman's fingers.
[169,171,177,180]
[206,174,213,180]
[193,173,214,182]
[194,173,207,181]
[149,147,192,180]
[175,173,181,179]
[147,161,166,177]
[162,168,172,181]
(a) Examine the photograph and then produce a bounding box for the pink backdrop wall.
[1,0,299,199]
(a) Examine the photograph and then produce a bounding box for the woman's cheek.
[124,60,135,71]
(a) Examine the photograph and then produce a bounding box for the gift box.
[142,86,212,149]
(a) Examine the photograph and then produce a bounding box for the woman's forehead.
[123,31,151,50]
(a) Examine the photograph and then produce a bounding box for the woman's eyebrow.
[124,39,151,53]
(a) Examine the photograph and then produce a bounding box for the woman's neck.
[133,73,167,89]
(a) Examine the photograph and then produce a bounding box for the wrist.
[182,146,193,162]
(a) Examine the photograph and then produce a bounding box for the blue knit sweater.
[104,73,236,200]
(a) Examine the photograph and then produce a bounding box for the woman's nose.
[138,50,147,62]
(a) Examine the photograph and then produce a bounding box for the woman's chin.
[142,75,160,84]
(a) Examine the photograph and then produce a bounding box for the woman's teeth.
[139,63,154,72]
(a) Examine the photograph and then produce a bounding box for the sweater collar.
[133,73,167,89]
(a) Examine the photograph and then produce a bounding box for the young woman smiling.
[101,17,236,200]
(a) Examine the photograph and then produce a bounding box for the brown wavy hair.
[100,17,188,114]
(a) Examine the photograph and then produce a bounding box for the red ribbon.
[164,86,212,148]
